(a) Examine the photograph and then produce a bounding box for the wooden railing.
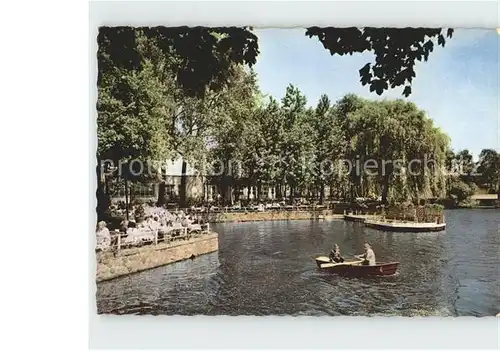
[183,205,330,213]
[97,223,211,254]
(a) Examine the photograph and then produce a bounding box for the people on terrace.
[96,221,111,250]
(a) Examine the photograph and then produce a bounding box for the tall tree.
[342,98,449,204]
[208,67,261,204]
[476,149,500,193]
[279,85,313,198]
[333,94,366,200]
[309,94,343,203]
[97,56,172,219]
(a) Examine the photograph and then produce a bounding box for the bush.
[435,198,455,209]
[457,200,474,208]
[448,180,475,204]
[425,203,444,211]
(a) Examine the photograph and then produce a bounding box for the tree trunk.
[319,183,325,204]
[234,185,240,202]
[381,173,390,205]
[180,160,187,207]
[96,155,109,222]
[104,174,110,197]
[124,169,129,220]
[496,178,500,206]
[157,182,166,206]
[225,183,233,205]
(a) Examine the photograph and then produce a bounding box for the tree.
[476,149,500,192]
[448,179,475,205]
[332,94,365,200]
[96,57,173,219]
[98,26,260,99]
[98,26,453,99]
[336,97,449,204]
[96,26,458,213]
[248,98,287,198]
[305,27,454,97]
[309,94,343,203]
[208,66,261,204]
[279,85,313,197]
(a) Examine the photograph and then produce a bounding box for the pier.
[364,219,446,232]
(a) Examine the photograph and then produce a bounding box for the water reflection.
[97,210,500,316]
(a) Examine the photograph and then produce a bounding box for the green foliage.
[95,26,463,214]
[476,149,500,191]
[425,203,444,211]
[448,179,475,203]
[210,89,452,205]
[336,98,449,203]
[98,26,453,99]
[98,26,260,98]
[305,27,454,97]
[97,61,172,166]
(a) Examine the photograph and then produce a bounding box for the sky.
[252,28,499,159]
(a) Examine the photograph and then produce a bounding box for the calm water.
[96,209,499,316]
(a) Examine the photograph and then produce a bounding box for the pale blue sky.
[253,28,499,159]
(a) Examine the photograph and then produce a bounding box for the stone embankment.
[96,232,218,282]
[209,210,338,222]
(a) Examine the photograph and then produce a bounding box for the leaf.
[437,34,445,47]
[402,86,412,97]
[306,27,454,97]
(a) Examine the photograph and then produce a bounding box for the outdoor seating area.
[188,201,329,213]
[95,205,210,252]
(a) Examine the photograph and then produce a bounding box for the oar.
[319,255,363,268]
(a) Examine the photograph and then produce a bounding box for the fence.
[187,204,329,213]
[97,223,211,254]
[341,206,445,224]
[383,206,445,223]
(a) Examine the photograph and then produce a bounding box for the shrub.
[448,180,475,204]
[425,203,444,211]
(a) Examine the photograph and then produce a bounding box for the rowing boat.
[314,256,399,277]
[315,256,362,268]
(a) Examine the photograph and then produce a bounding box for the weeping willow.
[336,98,450,204]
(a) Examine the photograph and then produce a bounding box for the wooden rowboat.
[314,256,399,277]
[315,256,362,268]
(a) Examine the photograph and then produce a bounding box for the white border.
[88,1,499,350]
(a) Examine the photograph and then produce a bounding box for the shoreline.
[96,232,218,282]
[96,207,496,281]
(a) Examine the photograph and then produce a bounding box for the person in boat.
[329,244,344,263]
[356,243,376,266]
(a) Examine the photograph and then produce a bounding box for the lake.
[96,209,499,316]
